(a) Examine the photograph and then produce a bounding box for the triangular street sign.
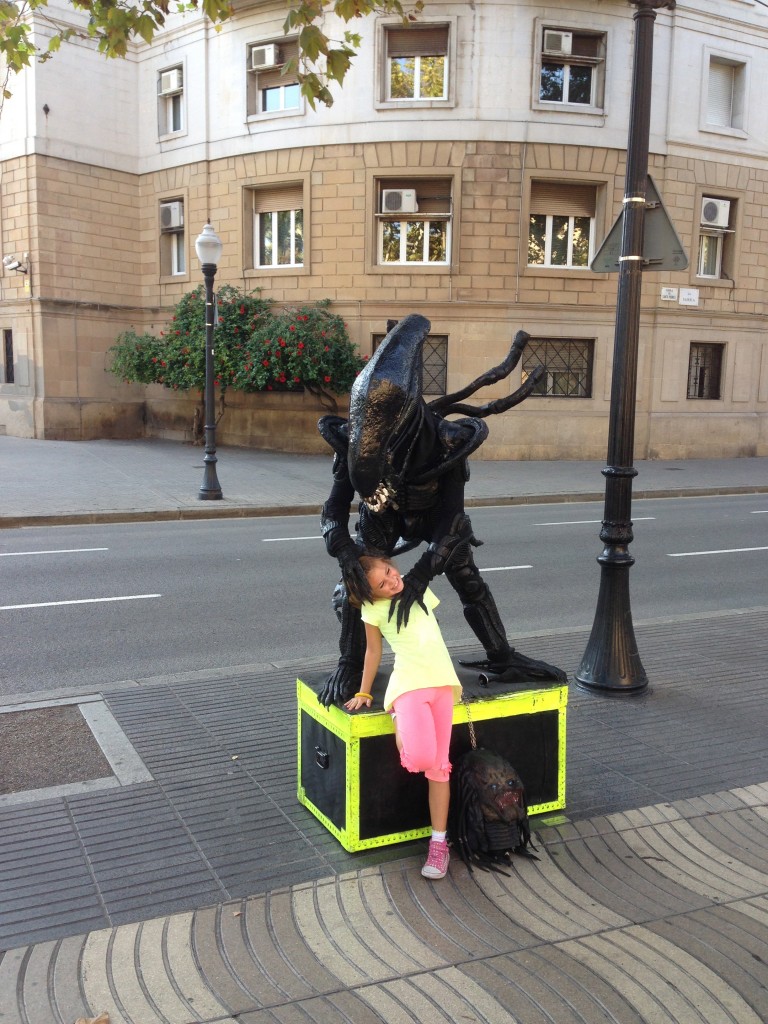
[591,175,688,273]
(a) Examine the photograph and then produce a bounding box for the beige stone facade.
[1,1,766,458]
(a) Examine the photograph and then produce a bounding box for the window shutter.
[387,25,449,58]
[252,184,303,214]
[379,177,452,215]
[707,61,734,127]
[257,41,298,90]
[530,181,596,217]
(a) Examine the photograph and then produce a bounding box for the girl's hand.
[344,692,373,712]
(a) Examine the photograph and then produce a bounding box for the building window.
[687,343,724,400]
[528,181,595,269]
[158,66,184,136]
[521,338,594,397]
[377,178,451,265]
[706,56,746,131]
[697,196,734,279]
[247,39,300,116]
[538,28,605,108]
[384,24,449,101]
[373,331,447,396]
[159,200,185,277]
[252,185,304,268]
[2,329,14,385]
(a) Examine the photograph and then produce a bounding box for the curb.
[2,485,767,529]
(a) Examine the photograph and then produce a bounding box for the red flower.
[289,325,296,332]
[321,331,326,337]
[278,374,286,383]
[297,342,304,350]
[240,305,245,314]
[262,359,270,367]
[324,345,329,352]
[324,375,331,383]
[294,376,300,382]
[151,357,158,363]
[267,385,273,391]
[279,339,286,347]
[175,331,180,335]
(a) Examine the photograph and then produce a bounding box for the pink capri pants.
[391,686,455,783]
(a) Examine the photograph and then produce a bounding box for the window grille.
[3,329,13,385]
[687,343,723,400]
[522,339,594,398]
[373,332,447,396]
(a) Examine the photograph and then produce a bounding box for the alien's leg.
[445,550,567,685]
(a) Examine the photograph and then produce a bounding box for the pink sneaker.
[421,837,450,879]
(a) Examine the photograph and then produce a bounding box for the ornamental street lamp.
[195,223,224,500]
[575,0,676,695]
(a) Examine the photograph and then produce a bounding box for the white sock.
[431,830,447,843]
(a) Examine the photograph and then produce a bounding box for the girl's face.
[366,560,404,599]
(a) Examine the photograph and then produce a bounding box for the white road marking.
[668,546,768,558]
[262,536,321,543]
[0,547,109,557]
[533,517,656,526]
[480,565,533,572]
[751,510,768,514]
[0,594,162,611]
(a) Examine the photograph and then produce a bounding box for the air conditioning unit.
[381,189,418,214]
[160,201,184,230]
[543,30,573,55]
[251,44,281,71]
[158,69,183,96]
[701,197,730,229]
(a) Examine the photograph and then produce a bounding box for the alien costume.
[318,313,566,707]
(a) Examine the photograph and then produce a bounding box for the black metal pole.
[199,262,223,500]
[575,0,673,694]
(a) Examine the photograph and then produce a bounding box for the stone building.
[0,0,766,458]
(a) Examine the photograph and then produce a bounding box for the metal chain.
[461,693,477,750]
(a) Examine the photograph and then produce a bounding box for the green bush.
[108,287,366,399]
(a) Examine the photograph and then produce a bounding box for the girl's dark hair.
[346,555,395,608]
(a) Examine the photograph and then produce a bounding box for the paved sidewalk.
[1,437,767,1023]
[1,435,766,527]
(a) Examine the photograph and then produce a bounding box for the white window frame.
[387,53,447,101]
[701,50,748,138]
[375,178,453,267]
[528,213,594,270]
[261,81,301,113]
[159,199,186,278]
[377,217,451,266]
[534,24,606,114]
[157,65,185,138]
[696,194,736,281]
[255,208,304,269]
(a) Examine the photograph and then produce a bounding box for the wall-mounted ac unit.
[159,69,183,96]
[381,189,418,214]
[701,197,730,229]
[160,201,184,230]
[251,44,281,71]
[543,30,572,55]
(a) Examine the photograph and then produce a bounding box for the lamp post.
[575,0,675,695]
[195,223,224,500]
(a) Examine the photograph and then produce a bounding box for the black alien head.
[348,314,431,502]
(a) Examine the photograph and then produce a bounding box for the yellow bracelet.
[354,692,373,701]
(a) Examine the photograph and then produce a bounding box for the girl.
[345,556,462,879]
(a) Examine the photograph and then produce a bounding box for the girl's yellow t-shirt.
[361,587,462,711]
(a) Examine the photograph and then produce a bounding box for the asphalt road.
[1,493,766,699]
